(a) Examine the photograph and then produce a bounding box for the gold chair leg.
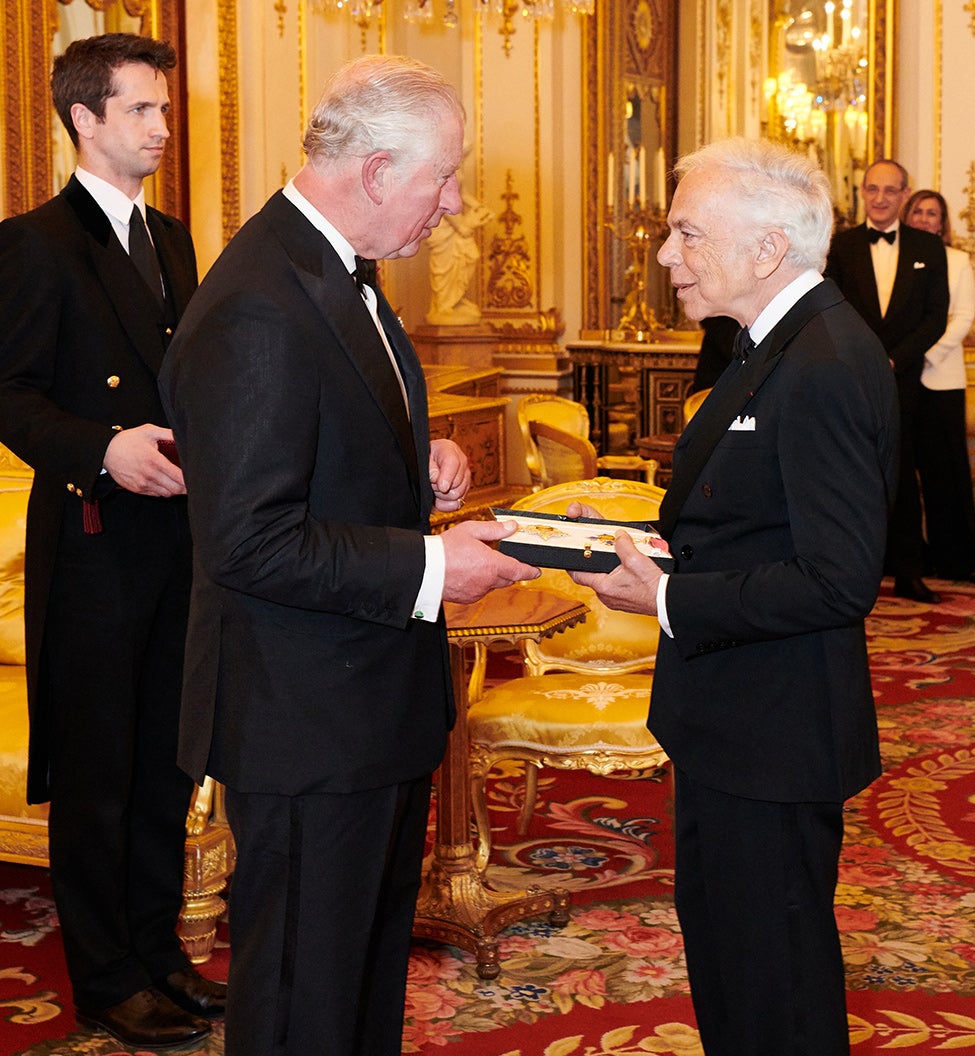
[516,764,540,835]
[471,765,494,874]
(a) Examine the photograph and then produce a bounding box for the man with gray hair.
[159,54,539,1056]
[571,137,898,1055]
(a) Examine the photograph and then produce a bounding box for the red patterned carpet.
[3,578,975,1055]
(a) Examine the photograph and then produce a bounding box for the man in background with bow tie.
[159,53,539,1056]
[0,32,226,1050]
[826,159,949,603]
[571,137,898,1055]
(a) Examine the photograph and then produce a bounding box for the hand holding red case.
[157,439,181,467]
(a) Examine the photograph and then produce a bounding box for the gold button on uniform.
[107,375,120,388]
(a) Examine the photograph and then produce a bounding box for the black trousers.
[45,496,193,1010]
[886,377,926,579]
[223,773,432,1056]
[672,767,849,1056]
[917,386,975,578]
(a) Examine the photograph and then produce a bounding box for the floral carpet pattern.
[402,580,975,1054]
[2,579,975,1055]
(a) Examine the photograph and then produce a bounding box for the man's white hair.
[674,137,834,272]
[303,53,464,171]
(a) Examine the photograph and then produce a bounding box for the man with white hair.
[160,54,538,1056]
[572,137,898,1055]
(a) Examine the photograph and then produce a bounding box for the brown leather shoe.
[76,987,211,1049]
[155,964,228,1017]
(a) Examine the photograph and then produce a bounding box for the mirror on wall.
[765,0,893,225]
[581,0,677,335]
[2,0,187,220]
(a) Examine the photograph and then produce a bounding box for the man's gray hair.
[675,137,834,272]
[303,53,464,169]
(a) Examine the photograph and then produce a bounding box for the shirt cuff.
[656,573,673,638]
[412,535,445,623]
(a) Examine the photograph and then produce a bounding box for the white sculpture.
[426,189,494,326]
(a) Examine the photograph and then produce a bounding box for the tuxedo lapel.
[61,175,169,374]
[657,351,758,538]
[262,193,421,502]
[658,281,845,539]
[886,225,921,315]
[376,293,432,508]
[849,225,883,324]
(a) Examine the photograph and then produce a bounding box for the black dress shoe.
[76,987,211,1049]
[894,576,942,604]
[155,964,228,1017]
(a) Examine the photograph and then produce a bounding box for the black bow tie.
[868,227,896,245]
[353,255,377,293]
[733,325,755,363]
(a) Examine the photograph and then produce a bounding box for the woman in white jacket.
[905,189,975,581]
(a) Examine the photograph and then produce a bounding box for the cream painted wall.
[184,1,224,274]
[181,1,585,341]
[180,2,964,342]
[934,2,975,251]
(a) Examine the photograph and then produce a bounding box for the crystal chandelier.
[309,0,594,54]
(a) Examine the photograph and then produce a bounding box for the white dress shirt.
[74,167,151,254]
[867,219,899,317]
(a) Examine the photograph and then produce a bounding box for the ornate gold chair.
[683,386,712,423]
[0,445,234,964]
[528,419,598,487]
[518,394,657,491]
[517,394,593,490]
[468,477,668,872]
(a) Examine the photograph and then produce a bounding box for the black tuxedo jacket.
[650,280,898,802]
[825,222,948,382]
[0,175,198,802]
[159,191,454,796]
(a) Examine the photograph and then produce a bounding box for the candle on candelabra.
[655,147,666,210]
[607,151,615,209]
[628,147,636,206]
[638,147,647,208]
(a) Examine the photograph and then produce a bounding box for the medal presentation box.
[491,508,674,573]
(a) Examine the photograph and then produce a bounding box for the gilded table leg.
[412,643,571,979]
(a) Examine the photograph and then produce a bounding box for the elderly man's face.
[862,162,909,231]
[657,167,760,326]
[378,110,464,260]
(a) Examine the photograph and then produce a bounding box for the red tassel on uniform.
[83,499,103,534]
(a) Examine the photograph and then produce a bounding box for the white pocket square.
[728,415,756,431]
[914,261,926,269]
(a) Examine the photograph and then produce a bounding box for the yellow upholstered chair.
[518,394,658,490]
[468,477,668,871]
[517,394,593,490]
[683,386,712,424]
[528,419,598,488]
[0,445,234,963]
